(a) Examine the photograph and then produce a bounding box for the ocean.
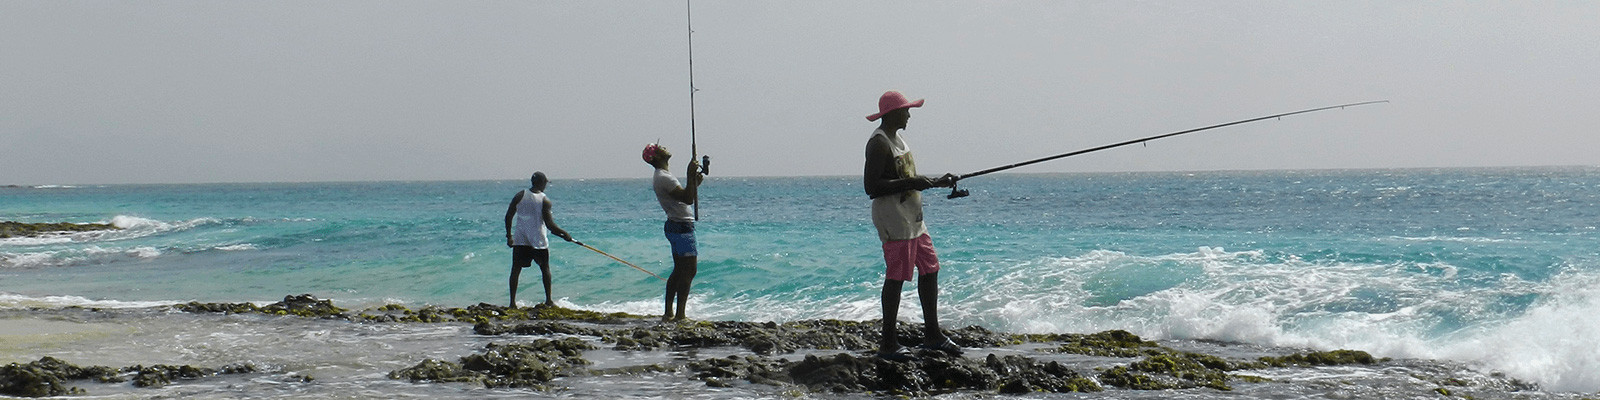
[3,167,1599,398]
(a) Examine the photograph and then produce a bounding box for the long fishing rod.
[572,241,666,281]
[686,0,710,219]
[946,100,1388,199]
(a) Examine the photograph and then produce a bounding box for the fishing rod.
[686,0,710,219]
[572,240,666,281]
[944,100,1388,199]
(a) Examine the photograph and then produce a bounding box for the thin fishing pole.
[686,0,700,220]
[946,100,1388,198]
[573,241,665,281]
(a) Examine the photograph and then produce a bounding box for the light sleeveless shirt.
[654,169,695,223]
[870,129,928,242]
[512,190,549,249]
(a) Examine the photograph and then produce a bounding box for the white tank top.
[512,190,549,248]
[870,129,928,242]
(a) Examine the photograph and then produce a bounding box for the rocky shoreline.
[0,221,119,239]
[5,294,1514,398]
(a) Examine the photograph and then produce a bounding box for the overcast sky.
[3,1,1597,184]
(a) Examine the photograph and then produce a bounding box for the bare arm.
[504,191,524,247]
[542,198,572,242]
[666,159,702,204]
[864,135,936,198]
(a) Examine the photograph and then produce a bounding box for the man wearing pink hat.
[643,143,703,322]
[863,90,962,359]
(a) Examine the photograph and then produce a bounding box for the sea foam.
[0,293,176,309]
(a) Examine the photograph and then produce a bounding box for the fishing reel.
[946,181,970,199]
[700,155,711,176]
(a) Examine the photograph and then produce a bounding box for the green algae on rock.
[0,357,117,397]
[1040,329,1166,358]
[0,357,255,397]
[1098,352,1236,391]
[0,221,119,239]
[177,296,650,324]
[1254,349,1383,367]
[690,351,1102,395]
[389,338,596,389]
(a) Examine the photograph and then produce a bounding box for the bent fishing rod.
[572,240,666,281]
[944,100,1388,199]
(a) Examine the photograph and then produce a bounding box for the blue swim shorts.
[663,220,697,257]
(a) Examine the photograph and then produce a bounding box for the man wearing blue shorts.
[863,91,962,359]
[644,143,702,321]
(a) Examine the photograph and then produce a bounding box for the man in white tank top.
[504,171,573,308]
[863,91,962,360]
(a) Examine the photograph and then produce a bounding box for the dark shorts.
[663,220,697,257]
[512,246,550,269]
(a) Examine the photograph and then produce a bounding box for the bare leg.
[918,271,944,345]
[534,249,553,306]
[671,255,697,321]
[508,265,521,308]
[663,273,677,321]
[880,278,905,352]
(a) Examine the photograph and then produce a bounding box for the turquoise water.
[5,167,1600,392]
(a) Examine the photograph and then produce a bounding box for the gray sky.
[3,1,1597,184]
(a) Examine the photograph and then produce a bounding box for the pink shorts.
[882,234,939,281]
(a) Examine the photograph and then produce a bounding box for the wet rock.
[1044,329,1166,357]
[1255,349,1381,367]
[688,355,789,387]
[261,294,348,318]
[389,337,596,389]
[690,351,1101,396]
[388,359,485,385]
[474,320,603,337]
[595,320,879,355]
[175,301,259,314]
[1098,352,1234,391]
[0,357,253,396]
[785,353,881,393]
[0,357,114,397]
[0,221,119,239]
[982,354,1102,393]
[128,364,211,388]
[178,296,651,324]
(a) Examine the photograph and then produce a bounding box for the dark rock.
[982,354,1102,393]
[1255,349,1379,367]
[0,357,107,397]
[690,351,1101,396]
[388,359,485,385]
[389,337,596,389]
[786,353,880,393]
[1098,352,1234,391]
[0,357,252,396]
[261,294,348,318]
[177,296,651,324]
[175,301,259,314]
[0,221,119,239]
[128,364,212,388]
[1047,329,1165,357]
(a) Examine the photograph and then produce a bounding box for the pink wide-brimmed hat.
[642,143,662,163]
[865,90,924,121]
